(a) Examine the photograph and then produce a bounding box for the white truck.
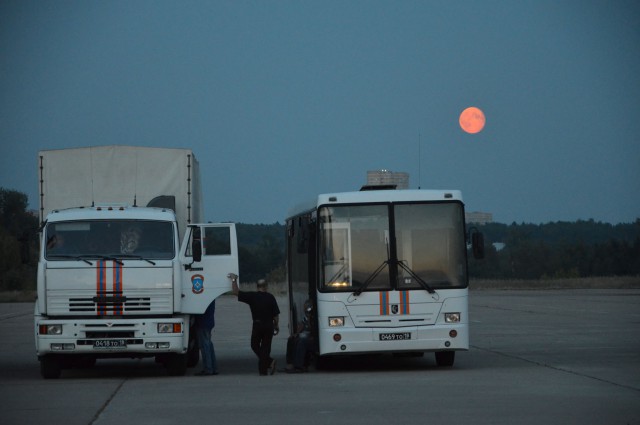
[35,145,239,378]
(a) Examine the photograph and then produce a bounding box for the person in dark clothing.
[194,299,218,376]
[229,273,280,376]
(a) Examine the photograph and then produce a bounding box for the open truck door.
[180,223,239,314]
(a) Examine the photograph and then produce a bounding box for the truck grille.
[46,289,173,316]
[69,296,151,312]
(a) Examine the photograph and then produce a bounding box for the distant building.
[366,170,409,189]
[465,211,493,225]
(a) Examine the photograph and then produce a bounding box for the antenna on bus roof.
[90,147,96,207]
[418,133,422,190]
[133,150,138,207]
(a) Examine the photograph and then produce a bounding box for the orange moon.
[459,107,486,134]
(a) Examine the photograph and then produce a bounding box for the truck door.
[179,223,239,314]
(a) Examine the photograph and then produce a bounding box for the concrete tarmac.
[0,289,638,425]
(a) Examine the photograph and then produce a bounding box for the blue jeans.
[196,327,217,373]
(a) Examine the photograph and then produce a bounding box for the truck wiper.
[115,254,156,265]
[396,260,436,294]
[47,254,93,265]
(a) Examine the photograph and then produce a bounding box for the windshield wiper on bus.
[326,261,349,286]
[396,260,436,294]
[353,259,390,296]
[353,235,391,296]
[352,258,438,296]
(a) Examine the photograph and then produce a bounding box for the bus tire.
[40,355,62,379]
[435,351,455,367]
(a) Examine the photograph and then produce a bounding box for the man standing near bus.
[229,274,280,376]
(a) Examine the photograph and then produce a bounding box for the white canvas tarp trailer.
[38,145,203,239]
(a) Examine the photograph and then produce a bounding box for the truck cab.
[35,205,238,378]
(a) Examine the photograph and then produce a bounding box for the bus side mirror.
[191,227,202,263]
[471,231,485,259]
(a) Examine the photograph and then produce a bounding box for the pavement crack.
[471,344,640,393]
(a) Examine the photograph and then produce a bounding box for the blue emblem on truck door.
[191,274,204,294]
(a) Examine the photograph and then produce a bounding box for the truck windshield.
[318,202,467,292]
[45,220,175,260]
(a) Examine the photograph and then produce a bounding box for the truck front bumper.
[35,315,189,357]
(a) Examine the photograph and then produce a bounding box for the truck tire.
[40,355,62,379]
[187,330,200,368]
[165,353,188,376]
[435,350,455,367]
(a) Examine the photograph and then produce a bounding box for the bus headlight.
[444,313,461,323]
[328,317,344,327]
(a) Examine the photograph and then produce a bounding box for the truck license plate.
[93,339,126,349]
[379,332,411,341]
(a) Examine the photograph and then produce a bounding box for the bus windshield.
[45,220,175,260]
[318,202,467,292]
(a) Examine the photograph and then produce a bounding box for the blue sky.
[1,1,639,224]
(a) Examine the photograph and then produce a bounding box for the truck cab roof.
[44,205,178,223]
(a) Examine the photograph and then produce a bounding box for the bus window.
[319,204,390,292]
[395,203,467,289]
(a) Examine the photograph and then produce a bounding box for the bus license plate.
[379,332,411,341]
[93,339,126,349]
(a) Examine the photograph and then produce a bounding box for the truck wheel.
[187,332,199,368]
[435,351,455,367]
[75,355,97,369]
[165,353,187,376]
[40,355,62,379]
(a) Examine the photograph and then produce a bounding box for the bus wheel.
[313,354,329,370]
[435,351,455,367]
[40,355,62,379]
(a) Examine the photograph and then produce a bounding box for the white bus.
[285,188,484,367]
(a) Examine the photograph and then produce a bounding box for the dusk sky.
[1,1,639,225]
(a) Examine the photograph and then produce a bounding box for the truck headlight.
[444,313,461,323]
[39,324,63,335]
[158,323,182,333]
[328,317,344,327]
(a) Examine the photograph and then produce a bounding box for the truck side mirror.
[191,227,202,262]
[471,231,485,259]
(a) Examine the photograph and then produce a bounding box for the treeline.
[1,186,638,291]
[233,220,640,282]
[0,187,287,290]
[468,220,640,279]
[0,188,39,291]
[236,223,285,283]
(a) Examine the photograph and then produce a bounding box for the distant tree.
[0,188,38,290]
[470,219,640,279]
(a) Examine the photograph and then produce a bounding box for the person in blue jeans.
[195,300,218,376]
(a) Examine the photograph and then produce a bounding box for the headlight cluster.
[157,323,182,333]
[328,316,344,327]
[39,324,63,335]
[444,312,461,323]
